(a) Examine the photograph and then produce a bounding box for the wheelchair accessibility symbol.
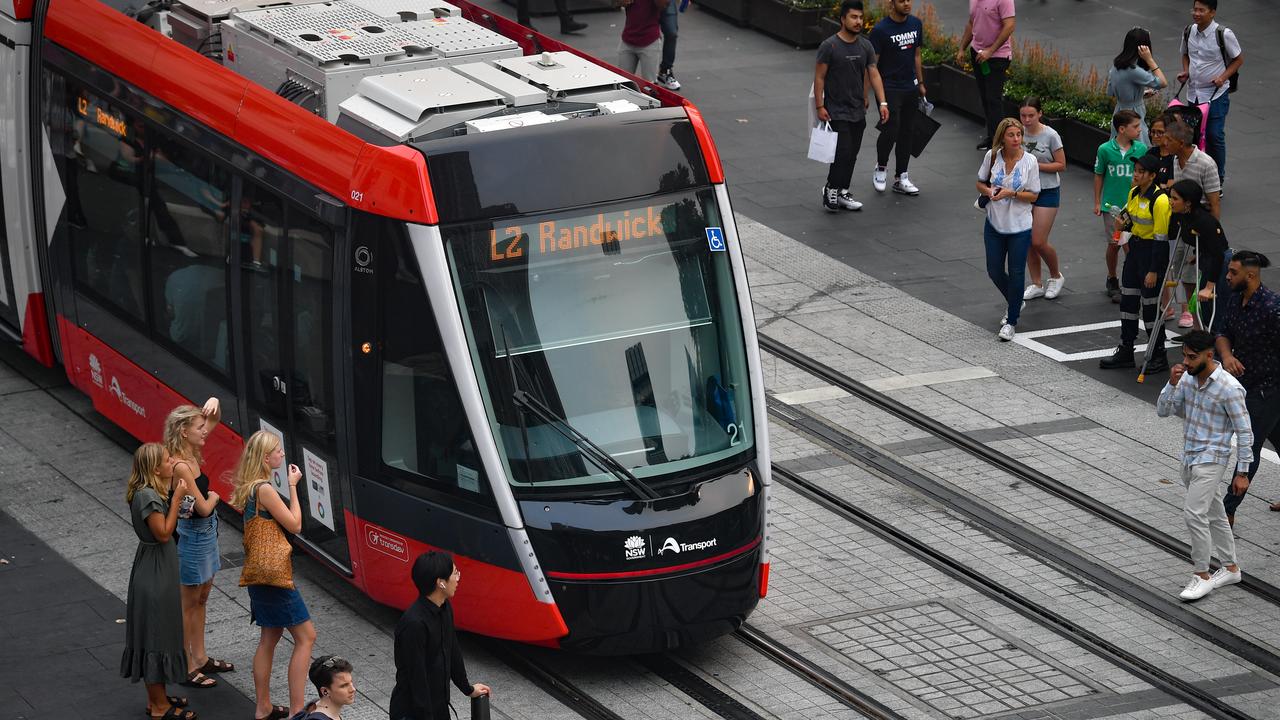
[705,227,726,252]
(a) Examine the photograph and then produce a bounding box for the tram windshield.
[446,189,754,489]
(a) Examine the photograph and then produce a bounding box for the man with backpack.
[1179,0,1243,189]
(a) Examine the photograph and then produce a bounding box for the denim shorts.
[1033,186,1060,208]
[248,584,310,628]
[177,513,221,585]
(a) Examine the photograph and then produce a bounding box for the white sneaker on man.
[873,166,887,192]
[1044,274,1066,299]
[836,191,863,211]
[1209,566,1242,589]
[1179,574,1214,601]
[892,173,919,196]
[1023,284,1045,300]
[997,323,1016,341]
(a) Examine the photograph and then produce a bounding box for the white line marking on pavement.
[1013,330,1148,363]
[1017,320,1122,339]
[773,386,850,405]
[774,367,998,405]
[863,366,999,392]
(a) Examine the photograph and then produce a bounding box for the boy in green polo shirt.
[1094,110,1148,302]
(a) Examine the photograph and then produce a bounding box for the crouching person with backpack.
[288,656,355,720]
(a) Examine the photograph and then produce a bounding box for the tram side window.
[147,132,231,375]
[289,214,335,443]
[61,84,146,322]
[241,184,287,418]
[380,232,490,500]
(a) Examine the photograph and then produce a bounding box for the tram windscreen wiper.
[510,389,661,501]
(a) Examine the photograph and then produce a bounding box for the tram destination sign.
[489,204,681,264]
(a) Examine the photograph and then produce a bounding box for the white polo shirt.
[1179,20,1242,103]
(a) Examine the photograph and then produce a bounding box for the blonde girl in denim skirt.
[231,430,317,720]
[165,398,232,691]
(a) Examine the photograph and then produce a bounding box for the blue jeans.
[984,220,1031,326]
[1206,92,1229,181]
[659,2,678,73]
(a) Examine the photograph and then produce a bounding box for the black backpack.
[1183,24,1240,94]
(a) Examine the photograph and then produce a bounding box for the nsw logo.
[624,535,646,560]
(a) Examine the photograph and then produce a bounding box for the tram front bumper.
[548,545,762,655]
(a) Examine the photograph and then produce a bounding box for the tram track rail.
[758,332,1280,608]
[770,462,1259,720]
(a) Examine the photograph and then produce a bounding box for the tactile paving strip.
[804,602,1096,718]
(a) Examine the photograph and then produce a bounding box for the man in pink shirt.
[957,0,1016,150]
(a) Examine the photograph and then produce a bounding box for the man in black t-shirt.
[869,0,925,196]
[815,0,888,212]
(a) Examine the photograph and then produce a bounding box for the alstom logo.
[658,537,718,554]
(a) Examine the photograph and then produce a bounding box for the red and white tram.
[0,0,770,653]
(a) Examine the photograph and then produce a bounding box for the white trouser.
[1182,462,1237,573]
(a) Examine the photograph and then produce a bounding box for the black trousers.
[1118,240,1168,347]
[970,49,1010,141]
[876,89,918,175]
[1223,387,1280,517]
[826,119,865,190]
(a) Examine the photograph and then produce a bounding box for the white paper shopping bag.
[807,122,837,164]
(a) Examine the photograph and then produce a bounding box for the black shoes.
[1143,350,1170,374]
[1105,276,1121,303]
[1099,344,1136,369]
[560,19,587,33]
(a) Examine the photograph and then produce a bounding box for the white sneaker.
[998,323,1016,341]
[1023,284,1045,300]
[1179,574,1214,601]
[1209,567,1242,589]
[893,173,920,196]
[873,167,887,192]
[1000,300,1027,326]
[836,191,863,211]
[1044,274,1066,299]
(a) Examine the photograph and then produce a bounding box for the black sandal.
[253,705,288,720]
[142,697,188,715]
[199,657,235,673]
[151,704,197,720]
[180,670,217,688]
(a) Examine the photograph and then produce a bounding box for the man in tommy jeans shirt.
[1157,329,1253,602]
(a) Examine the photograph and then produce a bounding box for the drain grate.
[805,602,1095,718]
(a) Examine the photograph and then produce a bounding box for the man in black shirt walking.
[1215,252,1280,523]
[814,0,888,212]
[869,0,925,196]
[390,552,491,720]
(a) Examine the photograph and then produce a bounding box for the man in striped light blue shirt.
[1157,329,1253,601]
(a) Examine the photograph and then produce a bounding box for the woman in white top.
[1019,97,1067,302]
[977,117,1041,341]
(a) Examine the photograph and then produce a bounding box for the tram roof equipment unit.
[218,0,520,120]
[339,50,659,141]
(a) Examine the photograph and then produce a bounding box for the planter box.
[501,0,614,16]
[924,62,1109,170]
[818,16,838,39]
[1053,117,1109,169]
[698,0,752,26]
[748,0,823,48]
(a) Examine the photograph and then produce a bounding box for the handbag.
[807,122,838,164]
[974,149,997,211]
[239,480,295,590]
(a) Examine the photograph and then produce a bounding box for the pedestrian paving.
[0,507,253,720]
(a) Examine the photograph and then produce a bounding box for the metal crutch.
[1137,236,1190,384]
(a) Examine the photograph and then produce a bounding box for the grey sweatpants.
[617,38,660,82]
[1182,462,1237,573]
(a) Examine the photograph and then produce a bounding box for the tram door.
[239,182,351,571]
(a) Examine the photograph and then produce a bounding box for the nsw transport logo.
[624,535,646,560]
